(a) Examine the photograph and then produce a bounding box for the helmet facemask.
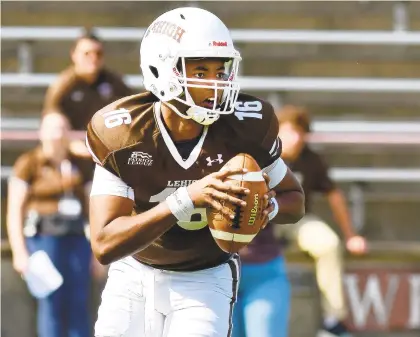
[161,55,241,126]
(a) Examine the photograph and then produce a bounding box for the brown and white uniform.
[86,92,287,337]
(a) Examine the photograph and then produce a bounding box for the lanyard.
[60,159,74,197]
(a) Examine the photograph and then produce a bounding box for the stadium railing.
[2,27,420,44]
[3,166,419,183]
[4,118,420,134]
[2,166,417,184]
[2,73,420,93]
[1,162,419,233]
[2,26,420,80]
[2,119,420,146]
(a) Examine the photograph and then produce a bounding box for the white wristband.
[268,197,279,221]
[166,187,195,221]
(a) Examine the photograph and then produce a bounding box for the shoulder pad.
[86,92,157,166]
[229,93,279,150]
[220,93,281,168]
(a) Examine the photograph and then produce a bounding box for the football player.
[86,7,305,337]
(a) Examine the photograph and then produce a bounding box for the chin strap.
[163,101,192,120]
[163,100,220,126]
[176,86,221,125]
[186,106,220,125]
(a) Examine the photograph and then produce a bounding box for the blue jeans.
[26,235,91,337]
[233,256,290,337]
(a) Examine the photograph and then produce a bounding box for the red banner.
[344,267,420,331]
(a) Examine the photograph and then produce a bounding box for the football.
[207,153,269,253]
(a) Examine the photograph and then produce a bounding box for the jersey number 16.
[103,108,132,128]
[234,101,263,120]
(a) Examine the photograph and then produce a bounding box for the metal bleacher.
[3,72,420,92]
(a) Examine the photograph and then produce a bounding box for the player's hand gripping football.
[187,168,250,219]
[261,172,276,228]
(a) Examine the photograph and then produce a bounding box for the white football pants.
[95,255,240,337]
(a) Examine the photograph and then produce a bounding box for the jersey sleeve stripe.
[85,135,102,165]
[269,137,280,157]
[269,138,277,155]
[90,164,135,200]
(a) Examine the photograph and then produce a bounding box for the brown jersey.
[86,91,282,271]
[43,66,134,130]
[12,147,93,216]
[285,145,335,212]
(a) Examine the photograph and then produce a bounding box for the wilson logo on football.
[211,41,228,47]
[248,194,260,226]
[128,152,153,166]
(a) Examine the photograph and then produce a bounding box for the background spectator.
[6,112,93,337]
[275,105,368,337]
[42,30,134,156]
[233,227,290,337]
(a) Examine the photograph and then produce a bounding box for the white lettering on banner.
[345,274,400,328]
[408,274,420,329]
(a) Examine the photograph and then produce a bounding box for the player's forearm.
[7,211,27,256]
[6,180,29,256]
[273,190,305,225]
[328,189,355,238]
[93,202,177,265]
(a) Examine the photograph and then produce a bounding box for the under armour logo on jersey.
[128,152,153,166]
[206,154,223,166]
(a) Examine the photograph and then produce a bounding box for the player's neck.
[161,103,204,142]
[41,143,68,165]
[281,145,304,162]
[74,67,99,84]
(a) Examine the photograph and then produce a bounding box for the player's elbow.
[290,204,305,224]
[291,191,305,223]
[91,233,117,265]
[280,207,305,225]
[93,247,113,265]
[276,190,305,225]
[92,243,112,265]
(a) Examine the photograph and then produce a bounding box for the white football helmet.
[140,7,242,125]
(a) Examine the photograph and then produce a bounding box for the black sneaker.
[317,321,353,337]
